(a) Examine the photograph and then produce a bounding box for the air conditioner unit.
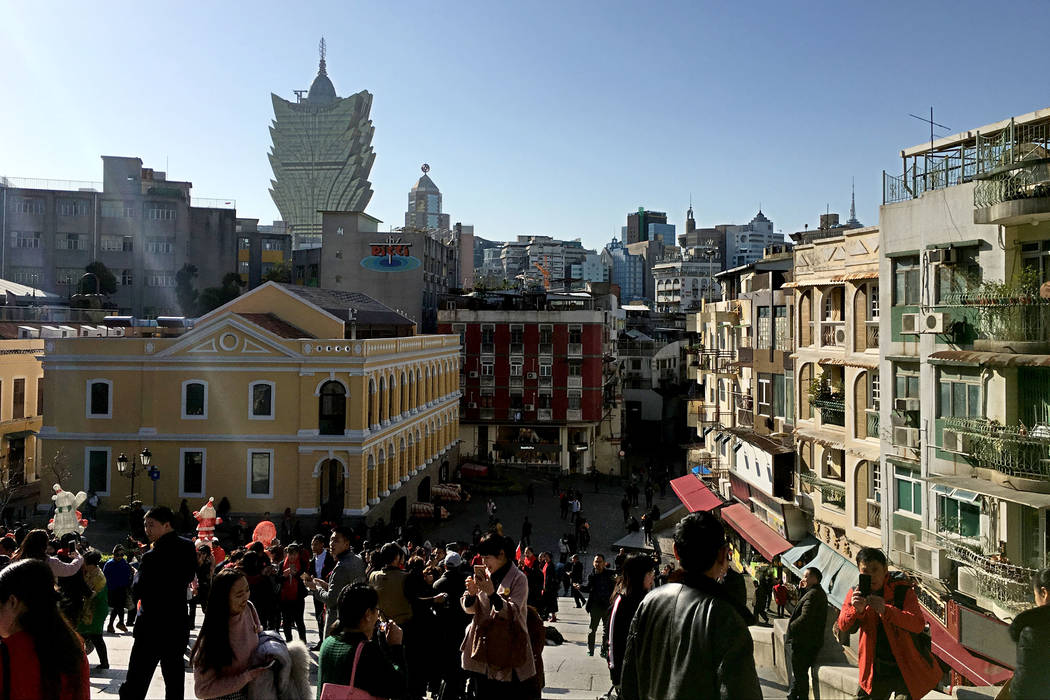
[524,404,535,411]
[770,417,787,435]
[913,542,950,580]
[894,398,921,412]
[901,313,920,334]
[469,371,479,378]
[892,530,915,555]
[928,248,957,265]
[921,312,947,334]
[527,372,537,379]
[467,402,478,409]
[894,426,920,448]
[957,566,980,598]
[835,328,847,344]
[941,429,973,454]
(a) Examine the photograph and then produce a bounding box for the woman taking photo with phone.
[316,583,407,700]
[461,532,536,699]
[191,569,272,699]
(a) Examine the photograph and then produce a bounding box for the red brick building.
[438,290,622,475]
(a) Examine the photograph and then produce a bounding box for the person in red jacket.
[837,548,941,700]
[772,580,789,617]
[0,558,90,700]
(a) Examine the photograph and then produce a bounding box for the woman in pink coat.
[461,532,536,698]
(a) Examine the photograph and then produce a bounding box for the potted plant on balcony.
[973,268,1050,353]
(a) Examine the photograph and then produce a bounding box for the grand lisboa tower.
[268,39,376,249]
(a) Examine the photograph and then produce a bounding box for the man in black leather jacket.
[620,512,761,700]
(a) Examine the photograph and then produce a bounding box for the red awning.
[670,475,724,513]
[921,609,1013,687]
[720,502,792,561]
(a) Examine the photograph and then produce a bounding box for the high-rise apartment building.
[600,238,645,303]
[268,42,376,250]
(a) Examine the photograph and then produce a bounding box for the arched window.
[318,381,346,435]
[182,380,208,419]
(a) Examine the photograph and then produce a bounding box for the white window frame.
[181,379,209,420]
[894,466,923,519]
[246,449,274,499]
[179,448,207,498]
[85,379,113,419]
[83,446,111,496]
[249,380,275,420]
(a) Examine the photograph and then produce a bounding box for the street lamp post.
[116,447,152,506]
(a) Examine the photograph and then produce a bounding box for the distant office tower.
[724,210,782,267]
[268,39,376,250]
[601,238,645,303]
[623,208,672,245]
[405,164,451,232]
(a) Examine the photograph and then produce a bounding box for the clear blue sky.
[2,1,1048,250]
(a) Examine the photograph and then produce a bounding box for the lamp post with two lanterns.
[116,447,157,507]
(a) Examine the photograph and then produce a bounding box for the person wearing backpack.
[836,548,941,700]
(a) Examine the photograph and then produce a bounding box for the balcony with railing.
[480,407,495,420]
[699,349,737,375]
[942,416,1050,480]
[567,343,583,356]
[936,533,1038,613]
[813,396,845,427]
[509,375,523,388]
[510,343,524,356]
[537,409,552,421]
[799,469,846,510]
[864,320,879,350]
[733,394,754,428]
[820,320,846,348]
[566,375,583,388]
[566,409,582,422]
[973,117,1050,224]
[480,375,495,388]
[942,275,1050,350]
[866,499,882,529]
[539,343,553,356]
[481,342,495,355]
[865,409,880,439]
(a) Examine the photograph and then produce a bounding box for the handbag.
[469,608,529,671]
[319,642,384,700]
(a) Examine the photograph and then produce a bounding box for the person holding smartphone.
[836,548,941,700]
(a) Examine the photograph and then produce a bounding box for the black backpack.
[891,576,938,669]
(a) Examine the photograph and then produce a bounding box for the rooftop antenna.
[318,37,327,75]
[909,107,950,150]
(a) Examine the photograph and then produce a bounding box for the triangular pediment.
[155,315,301,359]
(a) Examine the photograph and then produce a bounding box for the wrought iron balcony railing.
[865,409,880,439]
[813,397,846,427]
[798,470,846,510]
[864,320,879,350]
[942,416,1050,480]
[937,534,1038,612]
[866,499,882,529]
[941,290,1050,342]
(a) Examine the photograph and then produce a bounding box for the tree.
[79,261,117,295]
[197,272,246,314]
[261,261,292,284]
[175,263,199,316]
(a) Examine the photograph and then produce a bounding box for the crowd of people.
[1,483,1050,700]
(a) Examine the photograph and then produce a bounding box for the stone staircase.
[751,618,999,700]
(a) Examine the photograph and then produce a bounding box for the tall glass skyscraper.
[268,41,376,249]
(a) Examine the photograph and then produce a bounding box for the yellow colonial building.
[39,282,461,524]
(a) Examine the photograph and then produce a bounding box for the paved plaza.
[87,475,790,698]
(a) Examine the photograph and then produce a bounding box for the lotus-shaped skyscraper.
[268,43,375,249]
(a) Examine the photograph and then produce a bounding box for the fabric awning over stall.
[720,503,792,561]
[671,475,725,513]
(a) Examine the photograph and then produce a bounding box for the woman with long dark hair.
[0,559,89,700]
[191,569,270,699]
[1009,567,1050,699]
[11,528,83,578]
[607,553,656,689]
[317,583,407,700]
